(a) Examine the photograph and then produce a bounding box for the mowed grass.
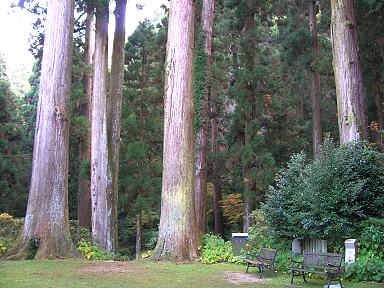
[0,259,383,288]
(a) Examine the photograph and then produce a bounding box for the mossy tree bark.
[331,0,368,144]
[107,0,127,251]
[78,3,95,229]
[309,0,323,158]
[194,0,215,237]
[151,0,198,261]
[7,0,78,259]
[91,2,115,252]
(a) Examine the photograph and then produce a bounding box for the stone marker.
[231,233,248,257]
[345,239,357,266]
[292,238,302,256]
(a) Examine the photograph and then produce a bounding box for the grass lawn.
[0,259,383,288]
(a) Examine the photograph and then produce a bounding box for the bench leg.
[302,272,307,283]
[258,265,262,279]
[245,263,250,274]
[327,274,332,288]
[338,276,344,288]
[290,270,294,285]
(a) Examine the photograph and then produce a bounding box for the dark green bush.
[263,140,384,242]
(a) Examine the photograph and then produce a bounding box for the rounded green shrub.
[263,140,384,242]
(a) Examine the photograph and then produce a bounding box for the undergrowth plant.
[199,234,236,264]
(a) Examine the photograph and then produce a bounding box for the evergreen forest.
[0,0,383,285]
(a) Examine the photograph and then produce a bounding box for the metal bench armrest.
[290,259,303,269]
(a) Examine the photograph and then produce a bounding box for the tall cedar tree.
[77,2,95,229]
[151,0,198,261]
[7,0,78,259]
[194,0,215,236]
[107,0,127,251]
[331,0,368,144]
[91,1,115,251]
[308,0,322,158]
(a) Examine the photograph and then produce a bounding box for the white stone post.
[345,239,357,268]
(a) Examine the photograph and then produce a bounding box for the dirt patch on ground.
[223,271,269,285]
[30,272,50,276]
[82,261,144,274]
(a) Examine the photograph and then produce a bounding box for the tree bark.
[107,0,127,252]
[211,96,223,236]
[91,2,114,252]
[151,0,198,261]
[372,71,383,149]
[194,0,215,237]
[78,3,95,229]
[330,0,368,144]
[7,0,78,259]
[309,0,322,158]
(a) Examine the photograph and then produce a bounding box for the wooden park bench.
[244,248,277,278]
[290,252,344,287]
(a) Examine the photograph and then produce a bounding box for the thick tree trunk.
[107,0,127,252]
[7,0,78,259]
[194,0,215,237]
[135,212,141,260]
[151,0,198,261]
[78,4,95,229]
[91,2,114,252]
[309,0,322,158]
[330,0,368,144]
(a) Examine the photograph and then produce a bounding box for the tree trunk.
[194,0,215,237]
[151,0,198,261]
[372,72,383,150]
[309,0,322,158]
[135,212,141,260]
[242,133,252,233]
[242,10,255,233]
[78,3,95,229]
[210,98,223,236]
[91,2,114,252]
[7,0,78,259]
[330,0,368,144]
[106,0,127,252]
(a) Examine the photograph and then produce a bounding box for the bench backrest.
[303,252,342,270]
[257,248,277,263]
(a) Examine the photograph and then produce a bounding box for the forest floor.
[0,259,383,288]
